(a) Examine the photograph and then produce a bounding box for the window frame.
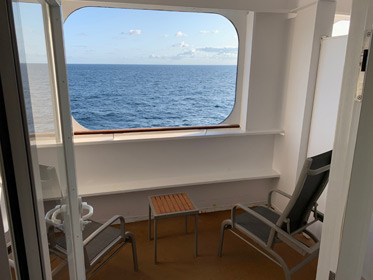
[62,3,250,138]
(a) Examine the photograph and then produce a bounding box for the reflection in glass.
[12,1,75,279]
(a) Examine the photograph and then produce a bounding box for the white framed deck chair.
[46,214,138,278]
[40,165,138,279]
[218,150,332,280]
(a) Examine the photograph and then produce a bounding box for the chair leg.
[125,232,139,272]
[266,247,291,280]
[218,219,232,257]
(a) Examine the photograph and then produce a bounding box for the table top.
[149,193,198,216]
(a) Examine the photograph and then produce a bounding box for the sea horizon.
[23,63,237,132]
[24,62,237,67]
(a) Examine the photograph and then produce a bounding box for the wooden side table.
[148,193,199,263]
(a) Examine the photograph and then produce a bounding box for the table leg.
[148,205,152,240]
[154,218,158,264]
[185,215,188,234]
[195,214,198,257]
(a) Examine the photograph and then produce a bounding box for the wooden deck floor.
[54,210,318,280]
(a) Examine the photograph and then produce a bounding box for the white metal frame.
[317,0,373,279]
[335,3,373,278]
[42,0,86,278]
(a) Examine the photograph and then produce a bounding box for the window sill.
[72,128,285,146]
[77,168,280,197]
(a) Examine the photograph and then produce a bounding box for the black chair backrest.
[283,150,332,233]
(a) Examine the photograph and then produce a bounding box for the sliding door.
[0,0,85,279]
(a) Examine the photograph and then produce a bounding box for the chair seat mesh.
[55,221,121,262]
[235,206,280,243]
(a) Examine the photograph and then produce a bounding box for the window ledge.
[71,128,285,146]
[74,168,280,197]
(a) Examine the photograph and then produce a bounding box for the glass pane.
[0,170,15,279]
[12,1,81,278]
[64,7,238,130]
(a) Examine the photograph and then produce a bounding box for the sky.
[15,3,350,65]
[63,7,239,65]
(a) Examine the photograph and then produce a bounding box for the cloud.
[175,49,197,58]
[176,31,187,37]
[217,52,237,58]
[163,34,169,38]
[197,47,237,54]
[200,30,219,34]
[149,46,237,61]
[77,32,87,36]
[149,54,168,59]
[129,29,142,35]
[172,41,190,48]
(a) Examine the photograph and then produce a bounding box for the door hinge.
[355,30,372,102]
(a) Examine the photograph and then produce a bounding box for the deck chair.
[218,150,332,280]
[47,215,138,278]
[41,165,138,278]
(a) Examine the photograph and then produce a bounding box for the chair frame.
[218,156,330,280]
[48,215,138,279]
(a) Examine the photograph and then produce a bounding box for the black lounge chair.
[40,165,138,278]
[218,150,332,280]
[47,215,138,278]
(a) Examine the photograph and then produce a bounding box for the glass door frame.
[42,0,86,278]
[0,0,86,279]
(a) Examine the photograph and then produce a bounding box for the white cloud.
[200,30,209,34]
[197,47,237,54]
[149,54,168,59]
[129,29,142,35]
[176,31,187,37]
[173,41,190,48]
[176,48,197,58]
[163,34,169,38]
[212,30,219,34]
[217,52,238,58]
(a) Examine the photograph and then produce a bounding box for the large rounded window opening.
[64,7,238,130]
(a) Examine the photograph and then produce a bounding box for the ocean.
[23,64,237,132]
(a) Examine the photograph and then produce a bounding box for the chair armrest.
[83,215,125,247]
[268,189,291,208]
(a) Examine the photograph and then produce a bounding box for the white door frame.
[0,0,86,279]
[43,1,86,278]
[317,0,373,279]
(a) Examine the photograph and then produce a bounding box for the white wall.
[307,35,347,238]
[82,179,275,223]
[38,134,279,221]
[37,9,293,221]
[246,12,289,131]
[40,1,337,226]
[272,0,336,211]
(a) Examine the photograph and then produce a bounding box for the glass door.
[0,168,13,280]
[2,0,86,279]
